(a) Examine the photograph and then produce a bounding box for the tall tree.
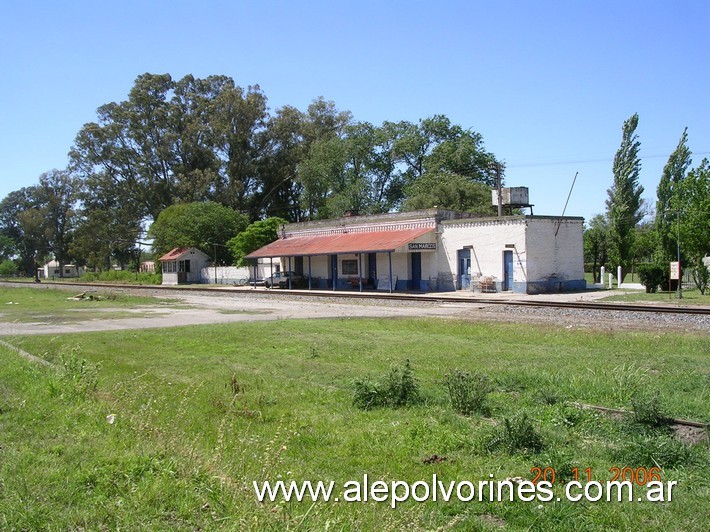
[34,169,78,275]
[0,234,15,262]
[583,214,610,283]
[0,188,40,275]
[296,98,353,219]
[148,201,249,264]
[674,158,710,291]
[227,217,287,266]
[0,172,77,277]
[257,105,308,221]
[606,113,644,280]
[656,128,692,260]
[402,172,493,214]
[70,171,144,270]
[209,80,270,214]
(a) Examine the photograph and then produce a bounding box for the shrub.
[637,263,669,293]
[487,414,545,455]
[49,347,100,399]
[445,370,491,415]
[630,391,670,427]
[79,270,162,284]
[690,256,709,295]
[353,359,421,409]
[0,259,17,277]
[613,434,696,468]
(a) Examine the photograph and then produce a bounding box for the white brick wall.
[439,216,585,293]
[525,218,585,281]
[440,218,527,288]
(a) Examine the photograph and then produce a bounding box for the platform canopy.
[245,228,434,259]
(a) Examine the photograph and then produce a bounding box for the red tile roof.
[245,228,434,259]
[158,247,190,261]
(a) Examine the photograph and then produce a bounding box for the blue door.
[330,255,338,289]
[368,253,377,287]
[458,249,471,289]
[503,250,514,291]
[411,252,421,290]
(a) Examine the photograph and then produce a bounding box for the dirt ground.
[0,283,707,336]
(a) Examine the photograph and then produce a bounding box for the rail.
[4,280,709,316]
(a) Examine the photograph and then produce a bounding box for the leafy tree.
[209,80,270,213]
[148,201,248,263]
[298,135,349,219]
[0,234,16,261]
[394,115,496,188]
[583,214,610,283]
[0,188,43,275]
[227,217,287,266]
[257,105,308,221]
[296,98,353,219]
[70,73,266,222]
[1,173,77,278]
[70,171,144,271]
[34,169,78,275]
[656,128,691,260]
[0,259,17,277]
[402,172,494,214]
[630,222,660,280]
[674,159,710,292]
[297,114,497,219]
[606,113,644,281]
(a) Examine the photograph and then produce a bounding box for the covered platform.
[245,227,437,292]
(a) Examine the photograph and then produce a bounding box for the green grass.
[602,287,710,306]
[78,270,162,285]
[0,286,173,323]
[1,315,708,530]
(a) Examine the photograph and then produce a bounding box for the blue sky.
[1,0,708,223]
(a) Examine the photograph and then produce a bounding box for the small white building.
[39,260,82,279]
[159,247,210,285]
[246,209,586,294]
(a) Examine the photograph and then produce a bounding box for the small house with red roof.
[159,247,210,285]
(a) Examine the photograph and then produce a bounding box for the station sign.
[408,242,437,251]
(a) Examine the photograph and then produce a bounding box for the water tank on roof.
[491,187,529,206]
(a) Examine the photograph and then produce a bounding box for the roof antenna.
[555,171,578,237]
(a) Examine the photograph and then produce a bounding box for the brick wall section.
[439,215,585,293]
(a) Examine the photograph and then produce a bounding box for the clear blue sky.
[1,0,708,223]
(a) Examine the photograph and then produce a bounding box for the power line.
[506,152,710,169]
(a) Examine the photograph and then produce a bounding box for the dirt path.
[0,290,487,336]
[0,283,706,336]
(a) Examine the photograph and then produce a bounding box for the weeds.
[613,434,696,468]
[487,413,546,455]
[445,369,491,416]
[353,359,421,409]
[630,391,670,427]
[48,346,99,399]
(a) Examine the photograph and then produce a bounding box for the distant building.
[159,247,209,285]
[38,260,82,279]
[246,209,586,294]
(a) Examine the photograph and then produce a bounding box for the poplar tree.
[655,128,691,260]
[606,113,644,281]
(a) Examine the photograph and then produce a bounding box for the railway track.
[7,280,710,316]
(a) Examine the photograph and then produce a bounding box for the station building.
[246,208,586,294]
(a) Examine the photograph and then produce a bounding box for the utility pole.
[493,162,504,217]
[676,210,682,299]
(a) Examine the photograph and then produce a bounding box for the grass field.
[1,284,709,530]
[0,286,172,324]
[601,288,710,306]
